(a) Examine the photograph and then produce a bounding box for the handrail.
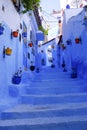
[42,38,55,46]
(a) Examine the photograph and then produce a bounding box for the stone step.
[33,74,71,80]
[0,116,87,130]
[20,93,87,105]
[31,78,83,83]
[26,84,86,94]
[29,80,83,87]
[0,97,19,112]
[1,102,87,120]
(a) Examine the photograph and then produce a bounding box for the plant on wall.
[38,25,48,35]
[21,0,41,13]
[21,0,47,36]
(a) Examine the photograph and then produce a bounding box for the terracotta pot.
[28,42,33,47]
[75,38,80,44]
[12,31,18,37]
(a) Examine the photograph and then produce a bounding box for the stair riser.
[2,108,87,120]
[26,86,86,94]
[31,79,81,83]
[21,95,87,105]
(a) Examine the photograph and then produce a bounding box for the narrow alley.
[0,0,87,129]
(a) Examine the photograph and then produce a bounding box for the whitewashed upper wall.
[0,0,20,30]
[63,8,83,43]
[64,8,83,24]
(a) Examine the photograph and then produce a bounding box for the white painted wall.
[0,0,20,30]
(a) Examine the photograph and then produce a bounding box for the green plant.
[21,0,40,13]
[38,26,48,35]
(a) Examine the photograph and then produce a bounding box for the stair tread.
[0,115,87,126]
[3,102,87,113]
[21,93,87,97]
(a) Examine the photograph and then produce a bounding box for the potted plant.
[30,61,35,71]
[75,38,81,44]
[66,39,71,45]
[28,42,33,47]
[61,44,66,50]
[12,68,22,84]
[51,45,55,49]
[21,0,40,13]
[22,32,27,38]
[5,47,12,55]
[12,30,19,37]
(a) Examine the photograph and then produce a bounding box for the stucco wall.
[0,0,20,30]
[63,7,87,79]
[0,0,35,97]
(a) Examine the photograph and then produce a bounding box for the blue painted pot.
[66,40,71,45]
[12,76,21,84]
[66,4,70,9]
[30,66,35,71]
[0,26,4,35]
[22,32,27,37]
[71,72,77,78]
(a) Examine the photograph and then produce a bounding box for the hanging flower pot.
[12,75,21,84]
[75,38,81,44]
[30,65,35,71]
[66,4,70,9]
[28,42,33,47]
[41,50,44,53]
[38,44,41,47]
[51,45,55,49]
[61,44,66,50]
[5,47,12,55]
[66,40,71,45]
[22,32,27,38]
[12,31,18,37]
[0,25,4,35]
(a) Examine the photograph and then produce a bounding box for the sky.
[40,0,62,13]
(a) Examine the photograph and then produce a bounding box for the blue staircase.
[0,67,87,130]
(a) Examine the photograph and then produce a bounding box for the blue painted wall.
[63,7,87,79]
[0,22,23,97]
